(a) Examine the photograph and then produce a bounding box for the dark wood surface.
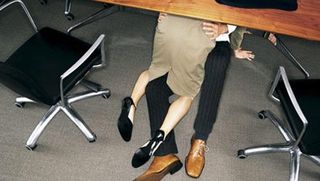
[95,0,320,41]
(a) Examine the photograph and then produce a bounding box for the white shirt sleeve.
[216,25,237,42]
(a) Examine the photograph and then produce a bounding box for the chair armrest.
[269,66,308,149]
[0,0,38,32]
[59,34,105,105]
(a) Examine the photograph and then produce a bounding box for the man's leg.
[134,74,182,180]
[193,42,231,141]
[186,42,232,178]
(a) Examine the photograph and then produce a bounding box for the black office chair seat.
[0,27,100,105]
[277,79,320,155]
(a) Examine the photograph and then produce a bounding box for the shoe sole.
[117,98,134,142]
[134,160,183,181]
[117,115,132,142]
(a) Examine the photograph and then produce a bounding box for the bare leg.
[160,96,193,137]
[128,70,149,124]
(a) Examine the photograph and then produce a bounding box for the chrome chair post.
[289,150,301,181]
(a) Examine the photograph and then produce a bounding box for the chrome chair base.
[20,80,110,150]
[237,110,320,181]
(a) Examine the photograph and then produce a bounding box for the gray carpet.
[0,1,319,180]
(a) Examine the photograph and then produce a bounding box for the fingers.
[234,48,255,62]
[202,22,219,40]
[202,22,219,32]
[268,33,277,46]
[158,13,167,22]
[204,31,217,40]
[244,51,255,61]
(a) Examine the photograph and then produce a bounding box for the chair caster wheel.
[237,150,247,159]
[102,92,111,99]
[66,14,75,21]
[26,144,37,151]
[15,102,25,108]
[258,111,266,119]
[88,134,97,143]
[39,0,47,5]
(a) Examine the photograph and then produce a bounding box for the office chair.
[237,66,320,181]
[39,0,74,20]
[0,0,110,150]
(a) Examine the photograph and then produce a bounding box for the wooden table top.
[95,0,320,41]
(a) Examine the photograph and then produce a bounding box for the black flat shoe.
[117,97,135,142]
[132,130,165,168]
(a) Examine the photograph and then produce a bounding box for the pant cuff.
[194,131,210,142]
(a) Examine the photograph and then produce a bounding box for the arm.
[230,27,255,61]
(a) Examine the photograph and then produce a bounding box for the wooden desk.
[95,0,320,41]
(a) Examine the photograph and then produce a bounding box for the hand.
[158,13,167,23]
[268,33,277,46]
[202,22,227,40]
[234,48,255,62]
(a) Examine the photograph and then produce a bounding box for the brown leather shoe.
[185,138,207,178]
[134,154,182,181]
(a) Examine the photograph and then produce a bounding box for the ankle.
[128,105,136,123]
[154,130,165,140]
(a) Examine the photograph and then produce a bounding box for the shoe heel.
[169,161,183,175]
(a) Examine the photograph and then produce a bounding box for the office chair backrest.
[270,67,308,150]
[273,67,320,154]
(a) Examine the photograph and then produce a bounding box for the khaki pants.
[229,26,247,50]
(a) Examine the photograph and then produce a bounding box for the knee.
[179,96,194,104]
[139,70,149,80]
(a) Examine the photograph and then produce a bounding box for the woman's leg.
[128,70,149,123]
[159,96,193,137]
[118,70,149,142]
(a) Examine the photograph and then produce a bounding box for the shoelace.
[194,144,209,156]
